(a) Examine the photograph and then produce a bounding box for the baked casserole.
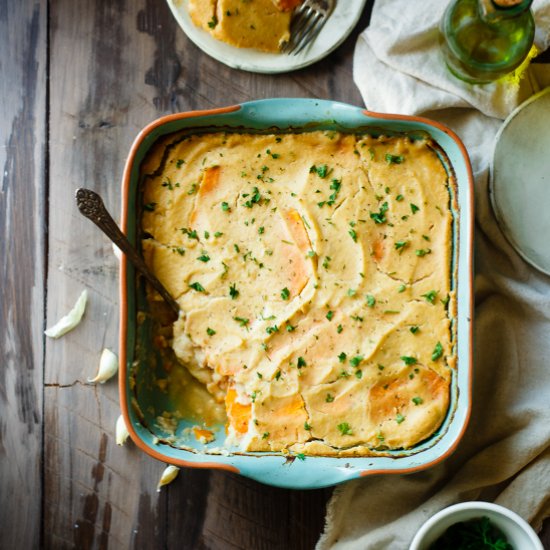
[139,129,456,457]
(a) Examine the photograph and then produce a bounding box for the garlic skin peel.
[157,465,179,492]
[88,348,118,384]
[44,290,88,338]
[116,415,130,446]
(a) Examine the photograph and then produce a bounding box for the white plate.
[490,87,550,275]
[166,0,367,74]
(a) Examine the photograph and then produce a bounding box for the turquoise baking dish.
[119,98,474,489]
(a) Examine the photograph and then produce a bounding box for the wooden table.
[2,1,549,548]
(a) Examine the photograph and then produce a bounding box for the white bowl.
[410,502,543,550]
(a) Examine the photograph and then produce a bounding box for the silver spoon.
[75,188,181,316]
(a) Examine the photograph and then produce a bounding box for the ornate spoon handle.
[75,188,181,316]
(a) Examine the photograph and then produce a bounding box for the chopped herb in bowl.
[429,516,512,550]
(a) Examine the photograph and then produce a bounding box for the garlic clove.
[156,465,180,492]
[116,414,130,446]
[44,290,88,338]
[88,348,118,384]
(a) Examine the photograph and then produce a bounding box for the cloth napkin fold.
[318,1,550,548]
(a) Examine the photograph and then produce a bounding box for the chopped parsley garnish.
[275,370,282,381]
[433,516,512,549]
[338,352,347,363]
[281,287,290,300]
[161,178,174,190]
[432,341,444,361]
[175,159,185,168]
[233,316,249,327]
[396,413,406,424]
[394,240,409,253]
[143,202,156,211]
[396,194,404,201]
[187,183,197,195]
[258,226,265,235]
[229,283,239,299]
[304,422,312,431]
[355,370,363,379]
[214,231,223,238]
[441,294,450,306]
[326,310,334,321]
[337,422,353,435]
[296,453,306,461]
[266,325,279,335]
[398,284,407,293]
[410,325,420,334]
[366,294,376,308]
[204,231,210,239]
[326,393,335,403]
[410,203,420,214]
[306,249,316,258]
[422,290,438,304]
[327,178,342,205]
[206,327,216,336]
[401,356,417,365]
[347,288,357,297]
[348,229,358,242]
[181,227,199,240]
[266,149,280,159]
[286,323,296,332]
[221,201,230,212]
[207,15,218,28]
[243,187,262,208]
[337,324,343,334]
[415,248,431,256]
[297,356,307,368]
[309,164,328,178]
[385,154,404,165]
[262,432,269,439]
[197,253,210,262]
[370,202,389,224]
[412,396,423,406]
[350,355,363,368]
[188,281,205,292]
[322,256,331,269]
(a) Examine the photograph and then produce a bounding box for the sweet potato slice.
[225,388,251,435]
[283,209,312,253]
[189,165,221,228]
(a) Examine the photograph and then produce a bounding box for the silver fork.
[283,0,335,55]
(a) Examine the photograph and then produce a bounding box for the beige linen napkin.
[318,1,550,548]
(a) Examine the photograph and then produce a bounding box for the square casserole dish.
[119,98,473,489]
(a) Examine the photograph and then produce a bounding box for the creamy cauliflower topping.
[140,130,456,456]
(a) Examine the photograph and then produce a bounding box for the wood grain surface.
[1,0,549,549]
[0,1,46,549]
